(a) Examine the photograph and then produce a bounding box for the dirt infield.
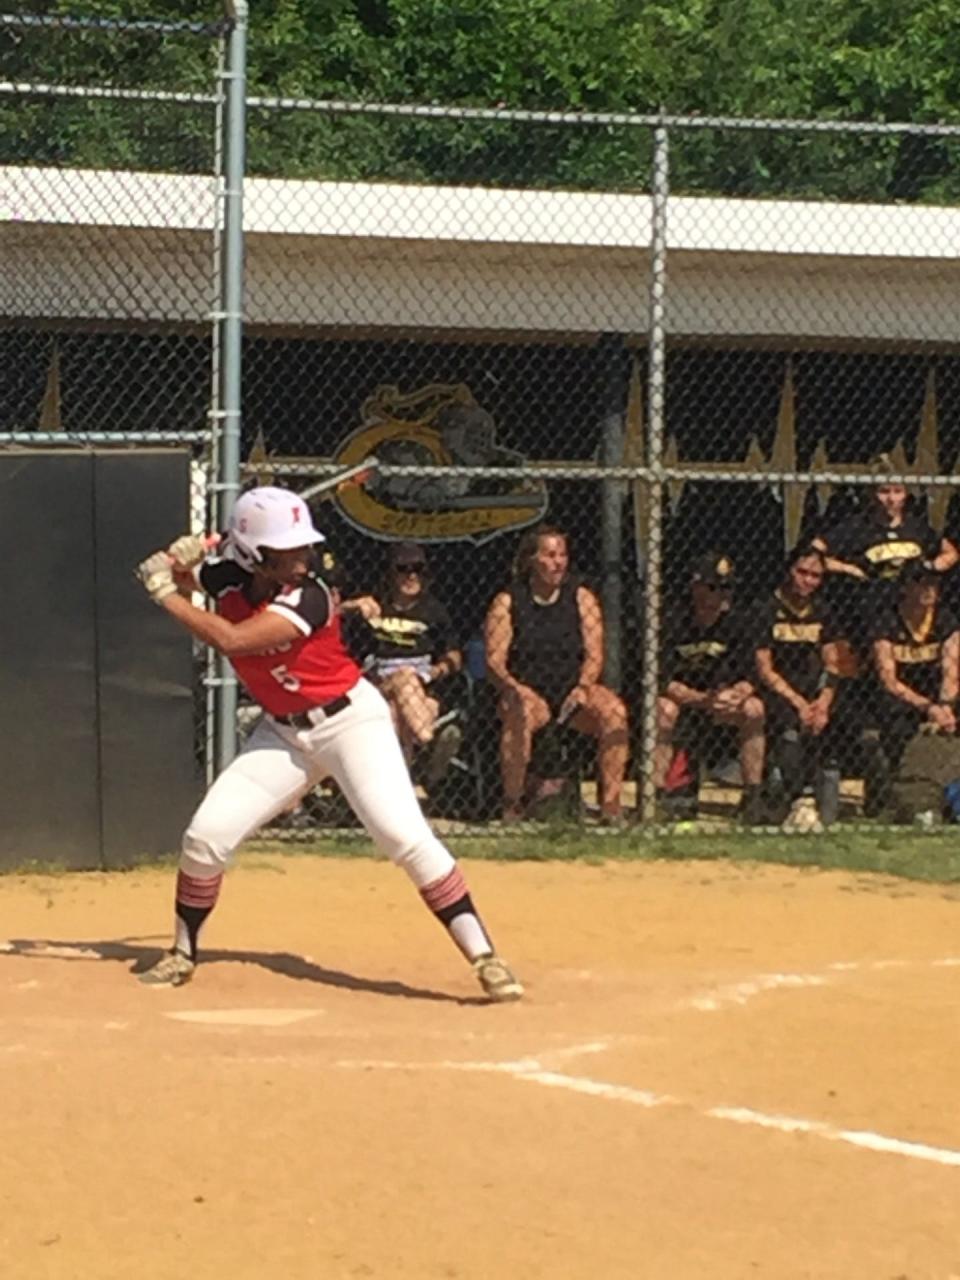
[2,854,959,1280]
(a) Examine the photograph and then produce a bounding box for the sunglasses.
[396,562,425,573]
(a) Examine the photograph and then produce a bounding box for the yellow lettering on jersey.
[772,622,823,643]
[892,642,941,664]
[676,641,729,660]
[864,540,922,564]
[370,617,429,638]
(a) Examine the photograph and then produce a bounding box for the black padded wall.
[95,450,200,867]
[0,453,100,869]
[0,449,200,870]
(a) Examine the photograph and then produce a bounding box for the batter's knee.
[181,826,235,873]
[382,829,454,888]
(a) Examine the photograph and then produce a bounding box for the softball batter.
[135,485,523,1002]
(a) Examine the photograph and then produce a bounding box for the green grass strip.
[243,825,960,884]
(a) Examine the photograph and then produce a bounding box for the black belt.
[274,693,351,729]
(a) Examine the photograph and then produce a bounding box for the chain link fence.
[1,8,228,781]
[237,102,960,838]
[657,120,960,835]
[7,11,960,838]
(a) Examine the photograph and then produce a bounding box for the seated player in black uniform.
[655,552,765,824]
[750,545,852,824]
[813,470,957,589]
[812,468,958,786]
[484,524,628,824]
[352,541,464,791]
[865,558,960,813]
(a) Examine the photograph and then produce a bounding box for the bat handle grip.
[165,532,221,567]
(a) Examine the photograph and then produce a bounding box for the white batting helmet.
[225,486,324,569]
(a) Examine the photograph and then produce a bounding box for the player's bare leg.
[497,683,551,821]
[384,670,458,791]
[380,668,449,779]
[652,695,681,790]
[381,668,439,746]
[569,686,629,821]
[713,693,766,823]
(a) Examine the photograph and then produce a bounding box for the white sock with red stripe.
[419,865,493,962]
[173,868,224,961]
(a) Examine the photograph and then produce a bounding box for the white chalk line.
[680,955,960,1012]
[684,972,828,1011]
[336,1049,960,1171]
[165,1008,323,1027]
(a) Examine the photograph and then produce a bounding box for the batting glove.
[136,550,178,604]
[167,533,209,570]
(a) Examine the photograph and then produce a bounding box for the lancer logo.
[331,382,548,545]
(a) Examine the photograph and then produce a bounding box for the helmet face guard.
[224,486,324,569]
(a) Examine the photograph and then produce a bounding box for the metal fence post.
[599,332,629,691]
[639,122,670,825]
[214,0,247,772]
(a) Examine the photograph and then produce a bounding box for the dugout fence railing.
[5,6,960,836]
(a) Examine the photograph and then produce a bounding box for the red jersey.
[199,559,361,716]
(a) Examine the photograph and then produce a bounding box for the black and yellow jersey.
[659,604,747,693]
[749,590,841,699]
[819,511,940,582]
[869,602,959,702]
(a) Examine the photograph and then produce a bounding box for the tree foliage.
[3,0,960,199]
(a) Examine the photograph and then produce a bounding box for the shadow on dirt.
[1,937,489,1006]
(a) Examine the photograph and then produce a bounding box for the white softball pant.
[180,677,455,888]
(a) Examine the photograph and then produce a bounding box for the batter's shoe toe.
[138,949,195,987]
[473,954,524,1002]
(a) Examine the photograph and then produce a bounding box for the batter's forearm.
[160,593,240,654]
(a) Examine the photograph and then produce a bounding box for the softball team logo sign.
[331,383,548,544]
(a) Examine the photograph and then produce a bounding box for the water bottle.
[943,780,960,824]
[465,635,487,682]
[815,764,841,828]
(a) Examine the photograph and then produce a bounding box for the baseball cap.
[690,551,736,589]
[871,451,910,479]
[388,540,427,570]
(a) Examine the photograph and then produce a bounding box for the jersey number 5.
[270,663,301,693]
